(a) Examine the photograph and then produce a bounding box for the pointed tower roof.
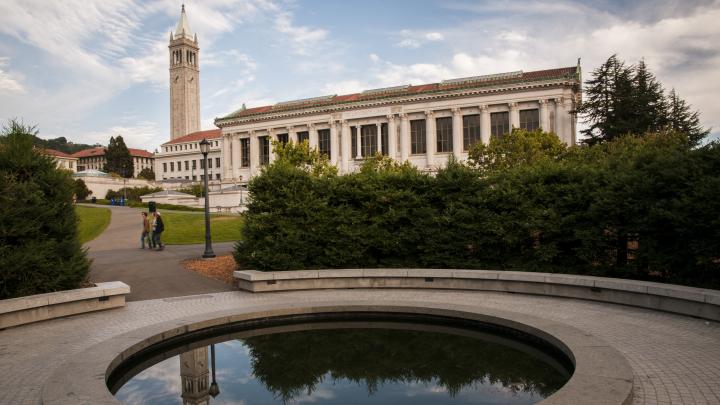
[174,4,193,40]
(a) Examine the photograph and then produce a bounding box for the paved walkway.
[83,205,234,301]
[1,289,719,405]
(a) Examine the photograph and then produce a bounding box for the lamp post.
[199,139,215,258]
[208,344,220,398]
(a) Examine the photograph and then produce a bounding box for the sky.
[0,0,718,152]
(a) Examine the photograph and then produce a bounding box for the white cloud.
[44,121,163,151]
[396,29,446,48]
[425,32,444,41]
[0,57,24,94]
[274,12,329,56]
[369,53,380,63]
[321,80,368,95]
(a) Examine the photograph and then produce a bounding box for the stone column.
[399,113,409,161]
[309,123,318,150]
[509,102,520,130]
[222,134,231,179]
[288,126,297,143]
[268,130,276,164]
[376,122,382,155]
[341,120,350,173]
[480,105,491,145]
[425,110,435,168]
[554,97,565,144]
[539,99,549,132]
[387,114,397,159]
[231,135,241,180]
[330,120,339,165]
[249,131,259,177]
[355,124,362,158]
[452,107,463,159]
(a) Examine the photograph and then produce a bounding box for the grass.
[160,211,243,244]
[76,206,111,244]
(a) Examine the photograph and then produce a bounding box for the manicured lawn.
[76,206,111,244]
[160,211,242,244]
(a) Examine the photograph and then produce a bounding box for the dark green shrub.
[0,121,90,299]
[105,186,162,201]
[73,178,92,200]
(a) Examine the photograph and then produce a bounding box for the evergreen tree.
[631,59,668,134]
[666,88,709,146]
[0,120,90,298]
[137,167,155,180]
[103,135,134,178]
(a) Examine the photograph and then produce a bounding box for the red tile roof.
[43,148,75,158]
[71,147,154,158]
[218,66,579,123]
[163,128,221,145]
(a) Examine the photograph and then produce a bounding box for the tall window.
[200,158,205,169]
[277,133,289,144]
[410,119,426,154]
[436,117,453,153]
[491,112,510,139]
[520,109,540,131]
[184,161,189,170]
[170,162,174,171]
[215,157,220,167]
[463,114,481,150]
[381,123,388,156]
[215,173,221,180]
[163,163,167,172]
[351,127,357,158]
[318,129,331,156]
[192,160,196,170]
[259,136,270,166]
[240,138,250,167]
[177,161,181,171]
[361,125,377,157]
[296,131,309,144]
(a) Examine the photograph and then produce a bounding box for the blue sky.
[0,0,718,151]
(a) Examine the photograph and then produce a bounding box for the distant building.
[155,129,222,182]
[72,147,154,177]
[43,148,78,172]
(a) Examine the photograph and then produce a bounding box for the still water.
[114,321,571,404]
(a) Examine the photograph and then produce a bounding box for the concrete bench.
[0,281,130,329]
[235,269,720,321]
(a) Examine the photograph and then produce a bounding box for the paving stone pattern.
[1,289,719,405]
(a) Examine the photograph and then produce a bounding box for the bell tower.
[169,4,200,140]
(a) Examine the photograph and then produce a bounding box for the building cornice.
[215,78,577,128]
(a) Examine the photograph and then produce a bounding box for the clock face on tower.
[174,76,179,83]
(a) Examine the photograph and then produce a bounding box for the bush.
[0,121,90,299]
[105,186,162,201]
[74,178,92,200]
[177,183,204,197]
[137,167,155,180]
[236,130,720,288]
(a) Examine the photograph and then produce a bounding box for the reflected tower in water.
[180,347,210,405]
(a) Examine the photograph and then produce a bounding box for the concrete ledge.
[41,301,633,405]
[0,282,130,329]
[234,269,720,321]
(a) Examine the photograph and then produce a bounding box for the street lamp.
[208,344,220,398]
[199,139,215,258]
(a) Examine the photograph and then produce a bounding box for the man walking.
[152,211,165,251]
[140,212,151,249]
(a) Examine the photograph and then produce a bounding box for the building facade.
[72,147,154,177]
[155,129,222,182]
[215,66,581,182]
[44,148,78,172]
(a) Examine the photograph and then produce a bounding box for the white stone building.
[155,129,222,182]
[215,66,580,182]
[72,147,154,178]
[43,149,78,172]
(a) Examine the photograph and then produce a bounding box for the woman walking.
[140,212,152,249]
[152,211,165,251]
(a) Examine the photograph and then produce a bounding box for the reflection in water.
[115,322,571,405]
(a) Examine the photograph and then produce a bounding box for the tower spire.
[174,3,193,40]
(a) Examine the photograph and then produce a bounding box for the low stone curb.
[0,281,130,329]
[234,269,720,321]
[41,301,633,405]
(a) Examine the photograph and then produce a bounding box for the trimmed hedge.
[235,132,720,288]
[0,123,90,299]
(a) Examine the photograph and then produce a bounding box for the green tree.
[73,178,92,200]
[103,135,134,178]
[137,167,155,180]
[0,120,90,298]
[467,128,567,175]
[666,88,710,146]
[631,59,668,134]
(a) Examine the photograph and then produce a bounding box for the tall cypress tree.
[103,135,134,178]
[666,88,709,146]
[631,59,667,134]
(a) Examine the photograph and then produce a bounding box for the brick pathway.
[1,289,718,404]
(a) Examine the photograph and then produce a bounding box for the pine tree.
[103,135,134,178]
[631,59,667,134]
[666,88,709,146]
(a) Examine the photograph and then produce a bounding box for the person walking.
[152,211,165,251]
[140,212,151,249]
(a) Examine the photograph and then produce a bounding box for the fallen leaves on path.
[183,255,237,284]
